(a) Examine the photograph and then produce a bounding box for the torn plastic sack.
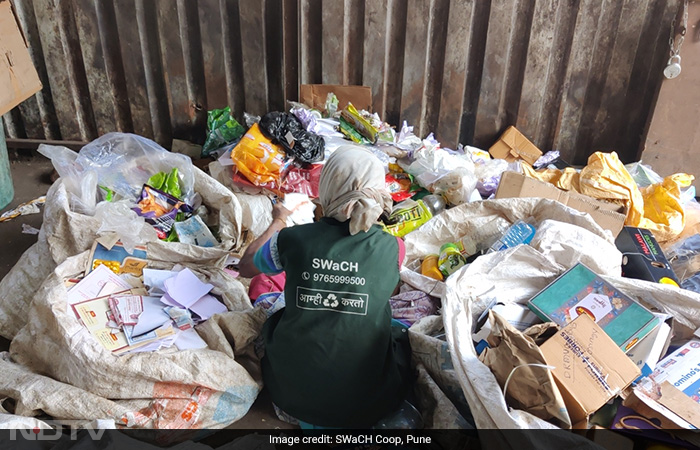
[6,250,263,429]
[258,112,325,164]
[202,106,246,157]
[400,196,700,433]
[0,160,244,340]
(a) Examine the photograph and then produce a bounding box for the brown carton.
[495,171,626,237]
[0,0,42,116]
[540,315,641,425]
[299,84,372,113]
[489,126,543,165]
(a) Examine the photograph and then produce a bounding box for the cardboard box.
[615,226,680,286]
[625,313,672,371]
[495,171,626,237]
[540,315,641,425]
[489,126,543,165]
[0,0,42,116]
[528,263,659,352]
[299,84,372,113]
[629,339,700,430]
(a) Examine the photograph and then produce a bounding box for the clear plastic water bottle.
[487,220,536,253]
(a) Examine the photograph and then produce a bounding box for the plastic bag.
[430,166,478,206]
[202,106,246,156]
[403,144,476,190]
[231,123,286,186]
[258,112,325,164]
[40,133,197,207]
[94,200,159,253]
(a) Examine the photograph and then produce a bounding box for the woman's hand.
[272,202,293,225]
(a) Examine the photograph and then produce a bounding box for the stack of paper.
[66,264,226,355]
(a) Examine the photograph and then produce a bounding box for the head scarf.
[319,145,392,235]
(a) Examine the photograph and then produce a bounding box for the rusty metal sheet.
[73,0,115,137]
[300,0,322,84]
[398,0,429,134]
[418,0,449,139]
[135,0,172,147]
[321,0,344,85]
[618,0,680,162]
[282,0,299,103]
[157,1,189,142]
[361,0,387,115]
[114,0,153,139]
[381,0,407,126]
[219,0,246,120]
[198,0,227,112]
[31,0,82,141]
[553,0,605,162]
[6,0,679,163]
[238,0,268,115]
[265,0,285,112]
[474,0,523,148]
[435,0,473,148]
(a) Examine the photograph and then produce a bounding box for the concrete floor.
[0,150,293,430]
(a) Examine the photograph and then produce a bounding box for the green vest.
[261,218,411,427]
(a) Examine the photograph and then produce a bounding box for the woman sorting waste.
[239,144,416,429]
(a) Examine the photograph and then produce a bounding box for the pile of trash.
[3,84,700,447]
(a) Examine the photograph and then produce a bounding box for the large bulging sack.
[7,251,264,429]
[0,137,244,340]
[406,197,700,433]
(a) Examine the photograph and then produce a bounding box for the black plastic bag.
[258,112,325,164]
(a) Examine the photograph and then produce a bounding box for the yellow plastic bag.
[640,173,694,242]
[232,123,286,186]
[523,151,694,242]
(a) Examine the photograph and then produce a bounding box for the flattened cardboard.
[540,315,641,425]
[0,0,42,116]
[496,171,626,237]
[489,126,543,165]
[299,84,372,113]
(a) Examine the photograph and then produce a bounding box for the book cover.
[527,263,658,351]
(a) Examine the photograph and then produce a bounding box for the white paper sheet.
[143,268,180,295]
[174,328,208,350]
[132,296,171,336]
[66,264,132,306]
[189,294,227,320]
[163,268,213,308]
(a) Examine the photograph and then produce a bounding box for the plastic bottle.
[438,243,467,277]
[420,194,446,216]
[487,220,536,253]
[457,217,510,258]
[383,194,446,237]
[420,254,444,281]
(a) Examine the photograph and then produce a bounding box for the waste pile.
[2,84,700,448]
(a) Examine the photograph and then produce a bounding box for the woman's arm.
[238,203,292,278]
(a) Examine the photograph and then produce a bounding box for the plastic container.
[487,220,536,253]
[420,194,446,216]
[0,125,14,210]
[420,254,444,281]
[438,243,467,277]
[457,217,510,258]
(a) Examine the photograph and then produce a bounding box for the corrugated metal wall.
[2,0,680,165]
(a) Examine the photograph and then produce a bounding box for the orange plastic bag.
[232,123,286,186]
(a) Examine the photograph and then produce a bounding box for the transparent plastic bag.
[93,200,159,253]
[75,133,196,204]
